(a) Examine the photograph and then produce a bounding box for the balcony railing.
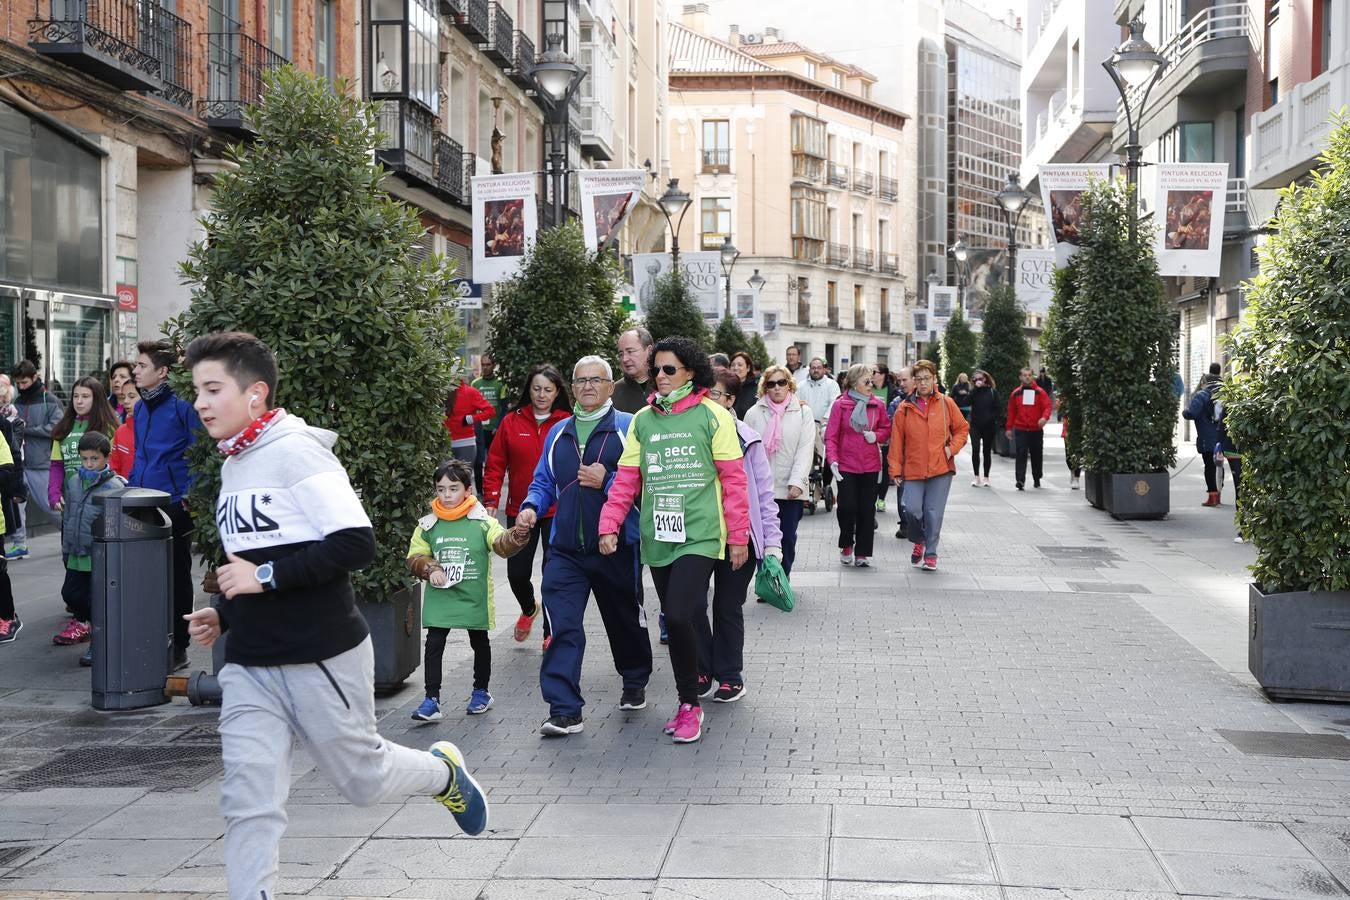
[448,0,490,44]
[853,306,866,331]
[878,252,899,274]
[509,30,535,86]
[483,3,513,67]
[853,248,874,270]
[878,175,898,201]
[701,148,731,172]
[434,132,467,205]
[375,98,436,186]
[1251,60,1350,188]
[880,311,891,333]
[150,4,192,107]
[28,0,170,91]
[852,171,874,195]
[828,305,840,328]
[1223,177,1248,232]
[825,242,849,267]
[1123,3,1250,110]
[200,29,286,133]
[828,162,850,188]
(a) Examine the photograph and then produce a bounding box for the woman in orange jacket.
[887,360,969,571]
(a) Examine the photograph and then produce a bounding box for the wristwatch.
[254,561,277,591]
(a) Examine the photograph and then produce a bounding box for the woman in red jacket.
[484,365,572,647]
[443,379,496,463]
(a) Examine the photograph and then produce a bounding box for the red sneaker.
[910,543,925,567]
[513,606,539,642]
[53,618,91,645]
[542,635,552,652]
[922,555,938,571]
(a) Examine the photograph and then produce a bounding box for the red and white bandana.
[217,407,286,457]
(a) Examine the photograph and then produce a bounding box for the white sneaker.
[971,478,982,487]
[1234,536,1245,544]
[840,549,854,566]
[1070,476,1080,490]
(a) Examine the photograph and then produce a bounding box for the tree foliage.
[644,269,711,349]
[168,66,459,599]
[1042,261,1083,471]
[486,220,626,397]
[714,315,748,357]
[977,284,1031,423]
[1225,114,1350,593]
[940,306,979,390]
[746,332,772,372]
[1072,179,1177,476]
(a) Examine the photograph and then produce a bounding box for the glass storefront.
[0,283,114,404]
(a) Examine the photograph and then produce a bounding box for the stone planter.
[357,586,421,696]
[1083,470,1104,509]
[1250,583,1350,702]
[1100,472,1168,520]
[995,429,1013,458]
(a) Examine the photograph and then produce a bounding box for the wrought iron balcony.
[434,132,467,205]
[375,98,436,188]
[483,3,513,67]
[150,4,192,108]
[878,252,899,275]
[825,242,849,267]
[827,162,849,188]
[701,148,731,173]
[509,30,535,87]
[853,248,874,270]
[878,175,898,201]
[28,0,168,91]
[448,0,490,44]
[200,29,285,135]
[852,171,874,195]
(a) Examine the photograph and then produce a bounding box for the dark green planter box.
[1100,472,1168,520]
[357,586,421,696]
[995,429,1013,458]
[1250,583,1350,702]
[1083,471,1104,509]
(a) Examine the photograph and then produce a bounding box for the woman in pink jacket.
[824,362,891,568]
[598,337,751,744]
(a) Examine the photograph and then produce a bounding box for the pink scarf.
[760,393,794,456]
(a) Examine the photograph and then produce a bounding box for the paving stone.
[827,885,1002,900]
[474,881,655,899]
[1135,817,1312,857]
[1155,851,1347,899]
[831,805,985,842]
[337,838,513,880]
[678,804,830,836]
[305,877,488,898]
[991,845,1174,892]
[179,835,364,880]
[282,802,401,837]
[526,802,682,837]
[981,811,1145,849]
[376,802,542,839]
[661,836,827,879]
[79,798,225,839]
[652,879,824,899]
[9,838,209,877]
[830,837,997,884]
[497,836,668,878]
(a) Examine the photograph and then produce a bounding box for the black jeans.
[505,514,552,639]
[1013,429,1044,486]
[0,556,15,620]
[423,626,490,697]
[835,471,877,557]
[650,554,717,704]
[62,567,93,622]
[1228,457,1243,501]
[1202,453,1218,492]
[970,424,995,476]
[696,551,758,686]
[474,428,494,493]
[775,499,804,575]
[167,502,194,651]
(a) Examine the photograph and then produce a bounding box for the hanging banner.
[733,289,759,332]
[910,308,930,335]
[929,286,958,334]
[1038,164,1112,264]
[471,172,538,283]
[1155,162,1228,278]
[578,169,646,253]
[632,251,722,321]
[1016,249,1057,314]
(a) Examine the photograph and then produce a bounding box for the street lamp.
[995,173,1033,286]
[657,177,692,265]
[720,236,740,319]
[947,238,970,313]
[747,268,766,292]
[1103,17,1168,244]
[527,33,586,228]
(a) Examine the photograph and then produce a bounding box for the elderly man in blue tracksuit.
[514,355,652,738]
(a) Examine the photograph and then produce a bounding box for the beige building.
[668,7,913,371]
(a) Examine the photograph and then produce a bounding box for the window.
[805,60,817,80]
[449,68,467,142]
[314,0,335,81]
[853,284,864,331]
[267,0,291,57]
[702,120,730,171]
[701,197,732,250]
[832,70,843,89]
[790,114,827,158]
[880,288,891,333]
[1266,0,1280,105]
[827,281,839,328]
[1162,122,1214,162]
[1315,0,1332,76]
[791,186,827,262]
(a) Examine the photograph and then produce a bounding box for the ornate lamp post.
[657,178,692,265]
[527,33,586,228]
[996,173,1033,286]
[719,236,740,319]
[949,236,970,313]
[1103,18,1168,244]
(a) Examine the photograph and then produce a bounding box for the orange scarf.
[432,496,476,521]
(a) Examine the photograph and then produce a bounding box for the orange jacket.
[887,392,970,481]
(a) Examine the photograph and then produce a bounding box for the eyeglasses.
[914,375,934,383]
[571,376,611,387]
[653,364,686,377]
[708,389,729,400]
[764,378,789,389]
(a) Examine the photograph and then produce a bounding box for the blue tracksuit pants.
[540,545,653,717]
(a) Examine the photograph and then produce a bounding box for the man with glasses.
[516,356,653,737]
[798,357,840,429]
[612,328,654,414]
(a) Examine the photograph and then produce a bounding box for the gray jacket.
[15,382,63,471]
[62,468,127,559]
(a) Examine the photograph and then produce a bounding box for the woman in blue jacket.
[1182,367,1222,508]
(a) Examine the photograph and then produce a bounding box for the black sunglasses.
[763,378,789,389]
[652,364,685,377]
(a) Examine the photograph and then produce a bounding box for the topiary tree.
[1225,115,1350,593]
[645,269,711,349]
[746,332,772,372]
[977,283,1031,425]
[940,306,979,389]
[167,66,460,599]
[1041,260,1084,472]
[1073,179,1177,476]
[714,315,749,358]
[487,220,625,397]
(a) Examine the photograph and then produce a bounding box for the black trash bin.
[91,488,175,711]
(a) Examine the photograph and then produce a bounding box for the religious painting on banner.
[1154,163,1228,278]
[1038,164,1112,264]
[929,286,958,334]
[578,169,646,252]
[471,172,539,283]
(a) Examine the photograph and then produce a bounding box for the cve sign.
[116,284,138,311]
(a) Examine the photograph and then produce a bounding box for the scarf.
[78,465,110,485]
[138,381,172,405]
[654,381,695,413]
[217,407,286,456]
[760,393,793,455]
[572,399,612,422]
[432,495,476,521]
[847,389,872,432]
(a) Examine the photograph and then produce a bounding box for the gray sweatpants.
[901,473,955,556]
[217,637,449,900]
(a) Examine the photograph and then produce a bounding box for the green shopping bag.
[755,554,795,612]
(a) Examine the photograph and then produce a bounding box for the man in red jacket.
[443,380,495,463]
[1005,367,1052,490]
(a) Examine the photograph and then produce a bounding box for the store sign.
[116,284,138,311]
[450,278,483,310]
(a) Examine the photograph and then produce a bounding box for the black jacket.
[969,385,1000,431]
[951,382,973,409]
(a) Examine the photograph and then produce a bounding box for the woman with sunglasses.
[599,337,751,744]
[968,370,999,487]
[744,365,814,576]
[824,363,891,568]
[888,360,969,571]
[483,365,572,649]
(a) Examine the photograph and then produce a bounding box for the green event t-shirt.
[618,398,743,568]
[52,418,91,477]
[473,377,506,430]
[407,512,503,630]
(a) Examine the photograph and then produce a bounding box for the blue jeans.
[775,498,804,575]
[900,473,955,556]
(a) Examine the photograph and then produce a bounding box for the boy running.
[182,332,488,900]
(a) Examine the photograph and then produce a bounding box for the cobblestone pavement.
[3,431,1350,898]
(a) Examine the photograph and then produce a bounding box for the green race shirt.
[619,397,743,568]
[52,418,91,478]
[407,508,503,630]
[473,377,506,430]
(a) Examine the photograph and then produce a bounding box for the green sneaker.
[429,740,489,835]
